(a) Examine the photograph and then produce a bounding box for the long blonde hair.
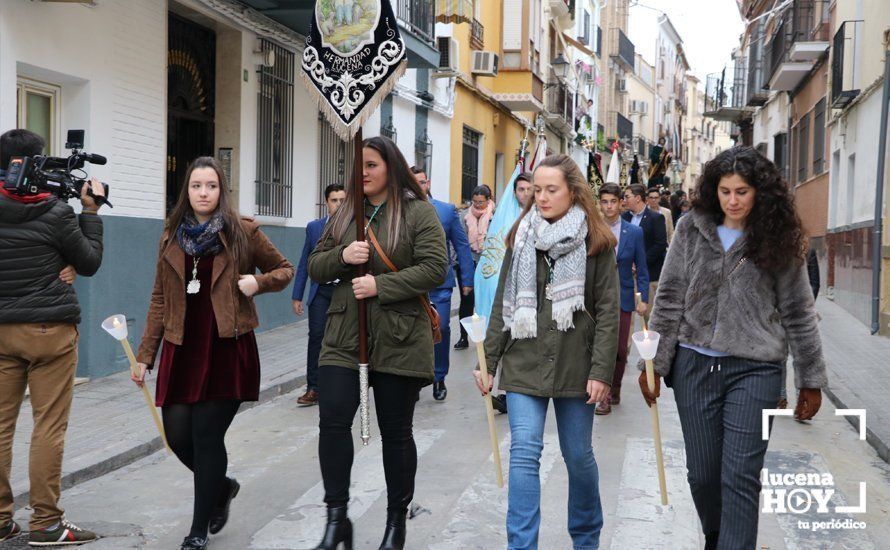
[506,154,616,256]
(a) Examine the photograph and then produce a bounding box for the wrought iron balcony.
[765,0,829,91]
[396,0,435,45]
[746,19,769,106]
[610,28,635,72]
[544,81,574,135]
[831,20,863,109]
[703,60,753,122]
[616,112,633,141]
[470,18,484,50]
[595,25,602,57]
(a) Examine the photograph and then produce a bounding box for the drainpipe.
[871,48,890,334]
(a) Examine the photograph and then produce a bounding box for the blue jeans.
[429,287,453,382]
[506,392,602,550]
[306,284,334,391]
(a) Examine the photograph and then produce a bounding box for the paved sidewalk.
[9,320,309,510]
[816,296,890,463]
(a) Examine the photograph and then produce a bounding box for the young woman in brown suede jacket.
[133,157,293,550]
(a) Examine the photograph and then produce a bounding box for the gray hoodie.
[646,209,828,390]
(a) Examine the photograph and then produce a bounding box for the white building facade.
[0,0,447,376]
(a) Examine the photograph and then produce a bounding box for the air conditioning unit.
[437,36,459,73]
[631,100,648,114]
[617,79,628,93]
[471,51,499,77]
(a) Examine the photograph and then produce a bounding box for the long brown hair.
[166,156,250,270]
[507,154,616,256]
[323,135,426,254]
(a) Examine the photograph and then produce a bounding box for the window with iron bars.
[415,129,433,174]
[255,39,295,218]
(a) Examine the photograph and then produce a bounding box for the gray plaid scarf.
[502,204,588,339]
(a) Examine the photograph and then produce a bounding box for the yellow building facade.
[439,1,529,206]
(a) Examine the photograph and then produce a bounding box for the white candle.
[632,330,661,360]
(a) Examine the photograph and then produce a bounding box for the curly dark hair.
[692,145,806,273]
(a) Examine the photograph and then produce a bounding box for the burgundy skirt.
[155,254,260,406]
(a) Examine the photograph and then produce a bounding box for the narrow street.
[7,321,889,550]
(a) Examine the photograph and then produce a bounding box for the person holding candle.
[474,154,619,549]
[307,136,447,550]
[639,146,828,549]
[133,157,294,550]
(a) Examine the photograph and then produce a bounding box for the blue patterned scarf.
[177,211,224,257]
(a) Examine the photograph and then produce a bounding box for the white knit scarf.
[502,204,588,339]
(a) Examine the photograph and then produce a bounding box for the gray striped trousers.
[670,346,782,550]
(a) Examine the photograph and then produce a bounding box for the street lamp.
[551,53,570,81]
[544,53,571,90]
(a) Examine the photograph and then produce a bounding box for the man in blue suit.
[622,183,666,323]
[292,183,347,406]
[598,183,649,415]
[412,166,474,401]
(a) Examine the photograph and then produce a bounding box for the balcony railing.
[396,0,435,44]
[831,20,863,108]
[435,0,474,24]
[616,112,633,141]
[470,18,484,50]
[595,25,602,57]
[703,59,751,122]
[746,20,769,105]
[765,0,829,87]
[545,81,574,129]
[611,28,635,71]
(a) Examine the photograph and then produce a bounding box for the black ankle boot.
[377,510,407,550]
[315,506,353,550]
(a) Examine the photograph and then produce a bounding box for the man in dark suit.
[622,183,666,321]
[412,166,474,401]
[292,183,346,406]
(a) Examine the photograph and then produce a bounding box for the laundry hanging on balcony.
[301,0,408,141]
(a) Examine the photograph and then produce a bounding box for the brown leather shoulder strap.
[366,226,399,273]
[366,227,439,323]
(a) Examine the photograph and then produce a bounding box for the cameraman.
[0,129,104,544]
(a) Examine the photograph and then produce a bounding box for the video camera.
[3,130,112,207]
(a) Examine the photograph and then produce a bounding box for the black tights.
[162,400,241,538]
[318,366,423,513]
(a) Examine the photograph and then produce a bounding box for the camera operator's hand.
[80,177,105,212]
[132,363,149,388]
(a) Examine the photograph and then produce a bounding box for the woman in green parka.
[307,136,447,550]
[474,154,619,549]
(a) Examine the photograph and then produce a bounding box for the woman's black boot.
[377,510,407,550]
[315,506,353,550]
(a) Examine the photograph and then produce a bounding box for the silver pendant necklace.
[186,256,201,294]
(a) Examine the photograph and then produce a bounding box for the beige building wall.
[627,53,656,165]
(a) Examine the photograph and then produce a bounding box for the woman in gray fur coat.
[638,146,828,550]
